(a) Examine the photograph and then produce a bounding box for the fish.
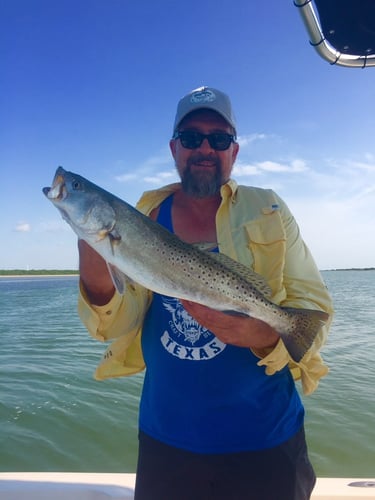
[43,166,329,362]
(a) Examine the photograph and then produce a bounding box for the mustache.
[187,154,220,167]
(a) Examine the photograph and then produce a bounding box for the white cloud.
[233,158,308,177]
[114,173,138,182]
[115,148,174,186]
[354,184,375,199]
[257,159,308,173]
[346,160,375,174]
[15,222,31,232]
[144,170,178,185]
[233,162,259,176]
[237,133,267,147]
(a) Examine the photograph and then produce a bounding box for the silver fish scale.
[160,241,263,310]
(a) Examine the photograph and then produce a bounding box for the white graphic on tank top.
[160,296,226,360]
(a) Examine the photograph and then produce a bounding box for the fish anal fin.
[222,310,250,318]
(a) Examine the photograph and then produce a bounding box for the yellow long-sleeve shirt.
[78,180,333,395]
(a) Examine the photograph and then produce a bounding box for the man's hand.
[78,239,115,305]
[180,300,279,350]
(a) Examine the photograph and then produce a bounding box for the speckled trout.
[43,167,329,362]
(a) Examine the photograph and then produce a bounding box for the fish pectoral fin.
[109,228,122,241]
[107,263,133,295]
[279,308,330,363]
[95,227,120,243]
[208,253,272,299]
[106,229,123,256]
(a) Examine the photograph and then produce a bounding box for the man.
[78,86,333,499]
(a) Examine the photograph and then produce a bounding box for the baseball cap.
[173,86,237,137]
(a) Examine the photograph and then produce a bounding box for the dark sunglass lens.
[180,131,202,149]
[209,133,232,150]
[177,131,233,150]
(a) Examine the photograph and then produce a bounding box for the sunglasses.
[173,130,236,151]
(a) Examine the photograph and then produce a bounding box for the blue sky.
[1,0,375,270]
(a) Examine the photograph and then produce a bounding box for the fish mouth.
[42,169,67,201]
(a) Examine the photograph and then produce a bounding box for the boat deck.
[0,473,374,499]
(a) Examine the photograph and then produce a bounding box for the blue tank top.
[139,195,304,453]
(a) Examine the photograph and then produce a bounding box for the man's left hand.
[180,300,279,350]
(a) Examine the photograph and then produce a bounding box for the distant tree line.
[328,267,375,272]
[0,269,79,276]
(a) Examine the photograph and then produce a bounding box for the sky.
[1,0,375,271]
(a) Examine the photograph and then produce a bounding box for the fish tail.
[279,308,329,363]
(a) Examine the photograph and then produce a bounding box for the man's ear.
[169,139,177,159]
[232,141,240,163]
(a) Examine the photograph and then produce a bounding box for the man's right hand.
[78,239,115,305]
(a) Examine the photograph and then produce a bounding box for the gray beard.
[179,156,223,198]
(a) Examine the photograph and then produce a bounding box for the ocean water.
[0,272,374,477]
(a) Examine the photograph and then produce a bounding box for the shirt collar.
[220,178,238,203]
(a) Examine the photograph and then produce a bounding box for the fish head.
[43,166,117,242]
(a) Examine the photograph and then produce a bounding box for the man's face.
[170,109,239,198]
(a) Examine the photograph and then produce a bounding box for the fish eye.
[71,179,82,190]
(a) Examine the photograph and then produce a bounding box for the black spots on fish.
[194,262,212,286]
[234,282,247,292]
[153,243,183,261]
[155,244,199,276]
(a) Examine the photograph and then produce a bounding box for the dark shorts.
[134,427,316,500]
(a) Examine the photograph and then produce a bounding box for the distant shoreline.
[0,268,374,278]
[0,273,79,280]
[321,267,375,272]
[0,271,79,278]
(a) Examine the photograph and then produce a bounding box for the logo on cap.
[190,88,216,104]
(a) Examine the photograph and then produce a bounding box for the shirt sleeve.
[78,279,151,342]
[252,193,334,395]
[76,187,177,380]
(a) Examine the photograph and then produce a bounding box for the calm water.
[0,272,374,477]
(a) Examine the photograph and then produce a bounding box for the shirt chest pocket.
[244,211,286,294]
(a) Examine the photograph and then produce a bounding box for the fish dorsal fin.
[208,252,272,299]
[193,242,218,252]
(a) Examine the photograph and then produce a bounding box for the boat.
[294,0,375,67]
[0,473,374,499]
